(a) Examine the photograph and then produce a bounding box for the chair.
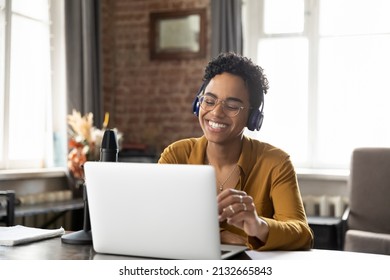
[0,190,16,226]
[343,148,390,255]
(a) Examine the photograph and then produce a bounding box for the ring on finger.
[239,195,243,203]
[242,203,247,211]
[229,205,235,214]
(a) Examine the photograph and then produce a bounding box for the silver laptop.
[83,161,247,260]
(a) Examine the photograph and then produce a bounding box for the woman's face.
[199,72,250,145]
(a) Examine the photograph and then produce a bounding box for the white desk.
[2,238,390,279]
[2,236,390,260]
[246,248,390,260]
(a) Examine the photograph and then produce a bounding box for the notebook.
[83,161,247,260]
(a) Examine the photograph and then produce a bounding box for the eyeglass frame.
[197,94,248,117]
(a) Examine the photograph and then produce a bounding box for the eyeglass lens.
[199,96,243,117]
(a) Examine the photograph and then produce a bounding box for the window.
[0,0,6,165]
[0,0,66,169]
[243,0,390,170]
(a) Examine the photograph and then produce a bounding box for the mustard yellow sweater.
[158,135,313,251]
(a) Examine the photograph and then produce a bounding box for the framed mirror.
[149,9,206,60]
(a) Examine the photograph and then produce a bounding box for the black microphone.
[62,129,119,245]
[100,129,119,162]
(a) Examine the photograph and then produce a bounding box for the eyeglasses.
[198,95,246,117]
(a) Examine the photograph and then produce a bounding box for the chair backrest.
[347,148,390,234]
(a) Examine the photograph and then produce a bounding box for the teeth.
[209,120,227,129]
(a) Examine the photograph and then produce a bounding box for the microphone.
[62,129,119,245]
[100,129,119,162]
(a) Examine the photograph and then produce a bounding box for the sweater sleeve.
[158,139,194,164]
[158,137,206,165]
[249,157,314,251]
[158,143,180,164]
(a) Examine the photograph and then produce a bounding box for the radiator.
[302,195,348,218]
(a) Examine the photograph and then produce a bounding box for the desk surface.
[1,236,390,260]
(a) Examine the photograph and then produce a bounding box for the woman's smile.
[207,120,228,130]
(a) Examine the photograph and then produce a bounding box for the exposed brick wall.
[101,0,210,155]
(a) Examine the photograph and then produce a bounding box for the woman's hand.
[217,189,269,243]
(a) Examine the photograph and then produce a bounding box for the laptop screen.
[84,161,225,259]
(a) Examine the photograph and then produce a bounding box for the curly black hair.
[203,52,269,109]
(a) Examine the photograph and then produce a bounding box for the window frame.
[0,0,66,170]
[243,0,390,171]
[244,0,318,168]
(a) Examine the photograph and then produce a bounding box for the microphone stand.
[61,129,118,245]
[61,180,92,244]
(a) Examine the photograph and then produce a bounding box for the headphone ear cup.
[192,82,207,116]
[192,95,200,116]
[247,109,264,131]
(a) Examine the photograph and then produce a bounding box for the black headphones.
[192,81,264,131]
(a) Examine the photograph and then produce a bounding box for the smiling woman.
[158,52,313,251]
